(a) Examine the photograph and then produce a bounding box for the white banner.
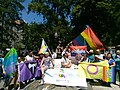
[44,68,87,87]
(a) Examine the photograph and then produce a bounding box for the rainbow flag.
[72,26,104,51]
[72,35,85,46]
[81,26,104,50]
[103,66,115,82]
[4,48,18,76]
[38,38,48,54]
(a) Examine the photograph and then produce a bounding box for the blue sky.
[21,0,43,24]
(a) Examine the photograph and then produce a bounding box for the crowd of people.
[53,43,120,87]
[0,43,120,89]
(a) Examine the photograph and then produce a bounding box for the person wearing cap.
[40,52,54,78]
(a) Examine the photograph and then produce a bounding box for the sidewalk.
[91,81,120,90]
[0,79,120,90]
[92,84,120,90]
[24,80,120,90]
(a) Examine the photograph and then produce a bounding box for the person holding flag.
[40,52,54,78]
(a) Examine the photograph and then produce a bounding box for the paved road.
[24,80,91,90]
[0,79,120,90]
[90,80,120,90]
[23,80,120,90]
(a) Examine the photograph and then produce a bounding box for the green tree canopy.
[0,0,24,49]
[3,0,118,51]
[27,0,120,49]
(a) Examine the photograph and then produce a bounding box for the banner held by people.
[78,60,109,79]
[43,68,87,87]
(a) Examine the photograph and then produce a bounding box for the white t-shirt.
[25,55,34,61]
[95,54,103,59]
[52,52,57,59]
[95,54,103,61]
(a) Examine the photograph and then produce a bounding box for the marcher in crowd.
[105,53,116,87]
[107,53,115,67]
[61,53,72,68]
[56,43,64,58]
[34,53,44,83]
[87,50,95,63]
[95,49,104,62]
[80,52,89,62]
[25,51,34,61]
[52,49,57,59]
[113,50,120,87]
[40,52,54,78]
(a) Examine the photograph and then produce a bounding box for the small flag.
[38,38,48,54]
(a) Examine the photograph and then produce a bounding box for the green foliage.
[24,0,120,50]
[0,0,25,49]
[27,0,73,50]
[1,0,120,51]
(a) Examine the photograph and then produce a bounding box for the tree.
[27,0,120,50]
[23,23,43,50]
[0,0,24,49]
[112,0,120,45]
[70,0,118,46]
[28,0,73,49]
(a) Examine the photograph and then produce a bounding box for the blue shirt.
[115,58,120,70]
[88,54,94,63]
